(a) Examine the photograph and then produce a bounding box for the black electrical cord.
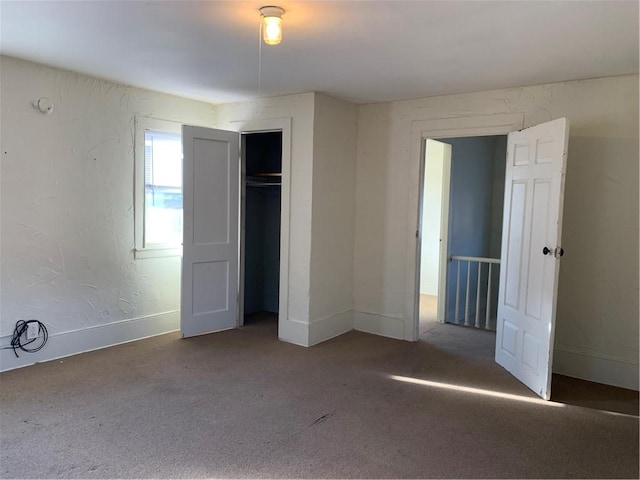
[8,320,48,358]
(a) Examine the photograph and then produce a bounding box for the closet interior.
[242,131,282,328]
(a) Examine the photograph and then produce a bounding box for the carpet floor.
[1,313,638,479]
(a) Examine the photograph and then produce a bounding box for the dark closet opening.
[243,132,282,331]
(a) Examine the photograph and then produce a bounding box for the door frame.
[406,113,525,341]
[232,118,292,338]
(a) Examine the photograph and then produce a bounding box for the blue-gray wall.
[244,186,281,314]
[440,135,506,324]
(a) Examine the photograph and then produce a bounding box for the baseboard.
[308,310,353,346]
[0,311,179,372]
[553,347,639,391]
[278,316,310,347]
[354,311,405,340]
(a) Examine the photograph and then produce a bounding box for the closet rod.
[246,181,281,187]
[250,172,281,177]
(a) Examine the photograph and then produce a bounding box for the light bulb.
[260,6,285,46]
[263,16,282,45]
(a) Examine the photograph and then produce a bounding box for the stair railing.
[450,255,501,330]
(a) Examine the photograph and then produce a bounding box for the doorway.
[408,114,570,399]
[240,131,282,335]
[418,135,507,344]
[418,139,450,330]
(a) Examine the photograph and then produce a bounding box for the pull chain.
[258,20,263,95]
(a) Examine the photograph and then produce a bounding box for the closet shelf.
[247,181,281,187]
[246,172,282,187]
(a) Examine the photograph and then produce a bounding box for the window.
[134,117,182,258]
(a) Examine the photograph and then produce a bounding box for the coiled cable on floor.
[8,320,48,358]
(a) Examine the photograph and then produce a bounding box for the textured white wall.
[420,140,446,296]
[308,93,358,344]
[354,75,639,389]
[3,55,636,389]
[0,56,217,369]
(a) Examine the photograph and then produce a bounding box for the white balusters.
[485,263,493,330]
[475,262,482,328]
[450,255,501,331]
[464,260,471,326]
[455,261,461,322]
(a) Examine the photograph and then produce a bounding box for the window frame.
[134,116,183,259]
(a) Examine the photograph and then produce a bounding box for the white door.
[181,126,240,338]
[495,117,570,400]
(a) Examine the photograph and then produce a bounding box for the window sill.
[134,246,182,259]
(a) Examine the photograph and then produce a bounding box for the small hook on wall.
[32,98,54,114]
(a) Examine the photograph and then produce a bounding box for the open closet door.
[495,117,569,400]
[181,126,240,338]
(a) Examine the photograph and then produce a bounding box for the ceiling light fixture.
[260,6,285,45]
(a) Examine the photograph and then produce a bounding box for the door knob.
[543,247,551,255]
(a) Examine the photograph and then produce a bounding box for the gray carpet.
[1,313,638,479]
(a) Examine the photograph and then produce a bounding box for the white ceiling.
[1,0,638,105]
